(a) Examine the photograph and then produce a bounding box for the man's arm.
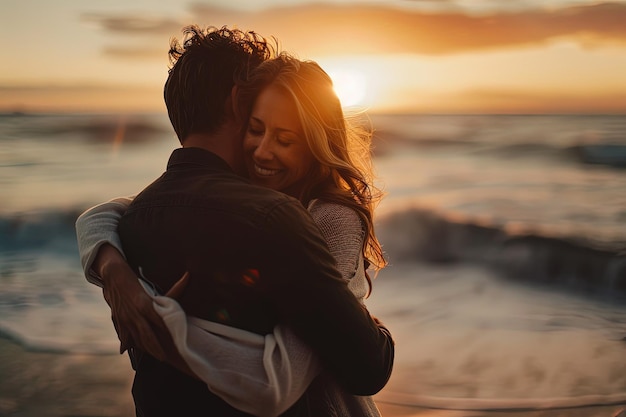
[264,200,395,396]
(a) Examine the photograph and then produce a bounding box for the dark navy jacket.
[118,147,394,416]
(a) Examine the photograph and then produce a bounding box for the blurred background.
[1,1,626,416]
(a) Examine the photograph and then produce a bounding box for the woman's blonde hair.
[237,53,387,291]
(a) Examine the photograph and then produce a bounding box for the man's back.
[119,147,394,415]
[120,148,303,334]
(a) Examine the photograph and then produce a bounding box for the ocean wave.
[0,208,81,255]
[1,113,170,144]
[370,113,626,170]
[2,205,626,301]
[570,143,626,169]
[62,117,169,144]
[485,142,626,170]
[378,207,626,299]
[374,130,626,170]
[1,204,625,355]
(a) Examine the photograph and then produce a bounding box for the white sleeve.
[74,196,134,287]
[150,292,320,417]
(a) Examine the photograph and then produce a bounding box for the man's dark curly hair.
[164,25,274,143]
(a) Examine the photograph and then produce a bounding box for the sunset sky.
[1,0,625,114]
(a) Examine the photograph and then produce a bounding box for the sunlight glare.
[327,68,368,108]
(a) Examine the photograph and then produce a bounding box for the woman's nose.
[253,134,274,160]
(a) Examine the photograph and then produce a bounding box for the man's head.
[164,25,273,144]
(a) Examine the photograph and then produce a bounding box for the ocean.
[1,112,626,410]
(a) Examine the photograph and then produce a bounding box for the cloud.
[102,46,165,60]
[82,13,182,35]
[227,2,626,55]
[84,2,626,58]
[80,13,180,60]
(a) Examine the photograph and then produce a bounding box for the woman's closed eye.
[276,135,295,147]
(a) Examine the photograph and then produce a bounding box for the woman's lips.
[253,163,280,177]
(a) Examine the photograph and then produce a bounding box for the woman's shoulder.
[308,198,357,217]
[307,199,361,229]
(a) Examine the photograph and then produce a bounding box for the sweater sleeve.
[75,196,134,287]
[308,200,368,301]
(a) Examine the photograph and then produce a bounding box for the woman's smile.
[252,163,281,177]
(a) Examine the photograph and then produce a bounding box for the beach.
[1,335,624,417]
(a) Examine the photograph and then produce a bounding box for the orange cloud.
[84,2,626,58]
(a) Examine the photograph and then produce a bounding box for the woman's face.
[243,84,315,198]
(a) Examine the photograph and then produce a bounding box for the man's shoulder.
[241,186,311,223]
[128,172,307,220]
[210,178,303,212]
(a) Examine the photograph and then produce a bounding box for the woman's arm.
[77,198,181,363]
[308,200,368,300]
[75,196,134,287]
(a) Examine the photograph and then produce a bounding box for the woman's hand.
[94,244,168,359]
[94,245,196,376]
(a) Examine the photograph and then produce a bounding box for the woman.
[238,54,386,299]
[77,53,387,416]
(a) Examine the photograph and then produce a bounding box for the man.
[78,25,394,416]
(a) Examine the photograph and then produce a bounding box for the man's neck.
[181,123,245,176]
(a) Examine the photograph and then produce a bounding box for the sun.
[326,68,368,108]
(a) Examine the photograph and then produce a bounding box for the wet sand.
[1,336,624,417]
[0,336,134,417]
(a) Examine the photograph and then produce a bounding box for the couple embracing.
[76,25,394,416]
